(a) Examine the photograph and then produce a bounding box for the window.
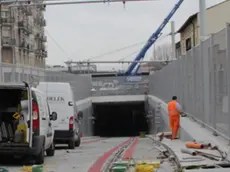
[1,11,9,18]
[2,26,11,37]
[185,38,192,51]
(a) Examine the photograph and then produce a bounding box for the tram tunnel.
[92,101,149,137]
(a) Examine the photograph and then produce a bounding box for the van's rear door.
[27,86,33,148]
[47,93,71,130]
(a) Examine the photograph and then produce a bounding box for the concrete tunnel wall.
[75,98,94,136]
[76,94,197,139]
[75,93,230,160]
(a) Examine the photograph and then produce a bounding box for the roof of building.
[177,0,230,33]
[177,13,197,33]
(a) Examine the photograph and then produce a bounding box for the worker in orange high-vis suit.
[168,96,182,140]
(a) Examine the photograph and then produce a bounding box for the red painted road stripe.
[82,138,106,144]
[88,137,132,172]
[122,137,139,160]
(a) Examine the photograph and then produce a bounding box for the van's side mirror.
[68,101,73,106]
[50,112,57,121]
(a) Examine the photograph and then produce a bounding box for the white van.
[37,82,81,149]
[0,84,57,164]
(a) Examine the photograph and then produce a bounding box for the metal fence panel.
[150,25,230,140]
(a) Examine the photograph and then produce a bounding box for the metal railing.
[149,23,230,140]
[91,75,149,96]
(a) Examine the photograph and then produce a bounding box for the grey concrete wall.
[45,71,92,101]
[75,98,94,136]
[147,96,169,134]
[80,105,93,136]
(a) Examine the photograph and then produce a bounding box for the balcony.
[42,36,47,42]
[18,21,33,34]
[43,51,48,58]
[40,5,46,11]
[18,21,25,28]
[25,7,32,16]
[41,44,46,51]
[2,37,16,47]
[35,49,42,56]
[0,17,14,25]
[40,19,46,27]
[35,33,40,39]
[19,41,26,48]
[28,45,34,52]
[27,25,33,34]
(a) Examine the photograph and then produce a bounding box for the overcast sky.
[44,0,224,70]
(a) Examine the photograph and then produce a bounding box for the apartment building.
[177,0,230,55]
[0,2,47,68]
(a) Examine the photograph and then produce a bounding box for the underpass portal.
[93,101,149,137]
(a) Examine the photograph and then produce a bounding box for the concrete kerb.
[148,95,230,161]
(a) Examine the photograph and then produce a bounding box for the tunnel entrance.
[93,101,149,137]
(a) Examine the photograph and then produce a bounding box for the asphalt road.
[0,136,176,172]
[0,137,130,172]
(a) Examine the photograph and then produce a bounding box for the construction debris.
[185,142,204,149]
[156,132,172,141]
[181,149,222,161]
[23,165,43,172]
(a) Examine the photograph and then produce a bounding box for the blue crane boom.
[125,0,184,75]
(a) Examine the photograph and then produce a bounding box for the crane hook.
[122,0,126,9]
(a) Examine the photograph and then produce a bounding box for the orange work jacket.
[168,100,180,117]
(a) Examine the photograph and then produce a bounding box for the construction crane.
[125,0,184,75]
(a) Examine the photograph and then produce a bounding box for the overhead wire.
[82,33,170,62]
[118,33,170,61]
[45,29,71,61]
[83,41,146,61]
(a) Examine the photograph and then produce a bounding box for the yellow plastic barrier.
[135,162,160,172]
[135,164,154,172]
[23,166,32,172]
[139,132,146,138]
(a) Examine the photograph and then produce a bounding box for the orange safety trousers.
[169,115,180,139]
[168,100,180,139]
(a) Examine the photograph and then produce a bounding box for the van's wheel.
[75,135,81,147]
[46,142,55,156]
[35,146,44,164]
[68,138,75,149]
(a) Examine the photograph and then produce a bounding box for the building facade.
[177,0,230,55]
[0,2,47,68]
